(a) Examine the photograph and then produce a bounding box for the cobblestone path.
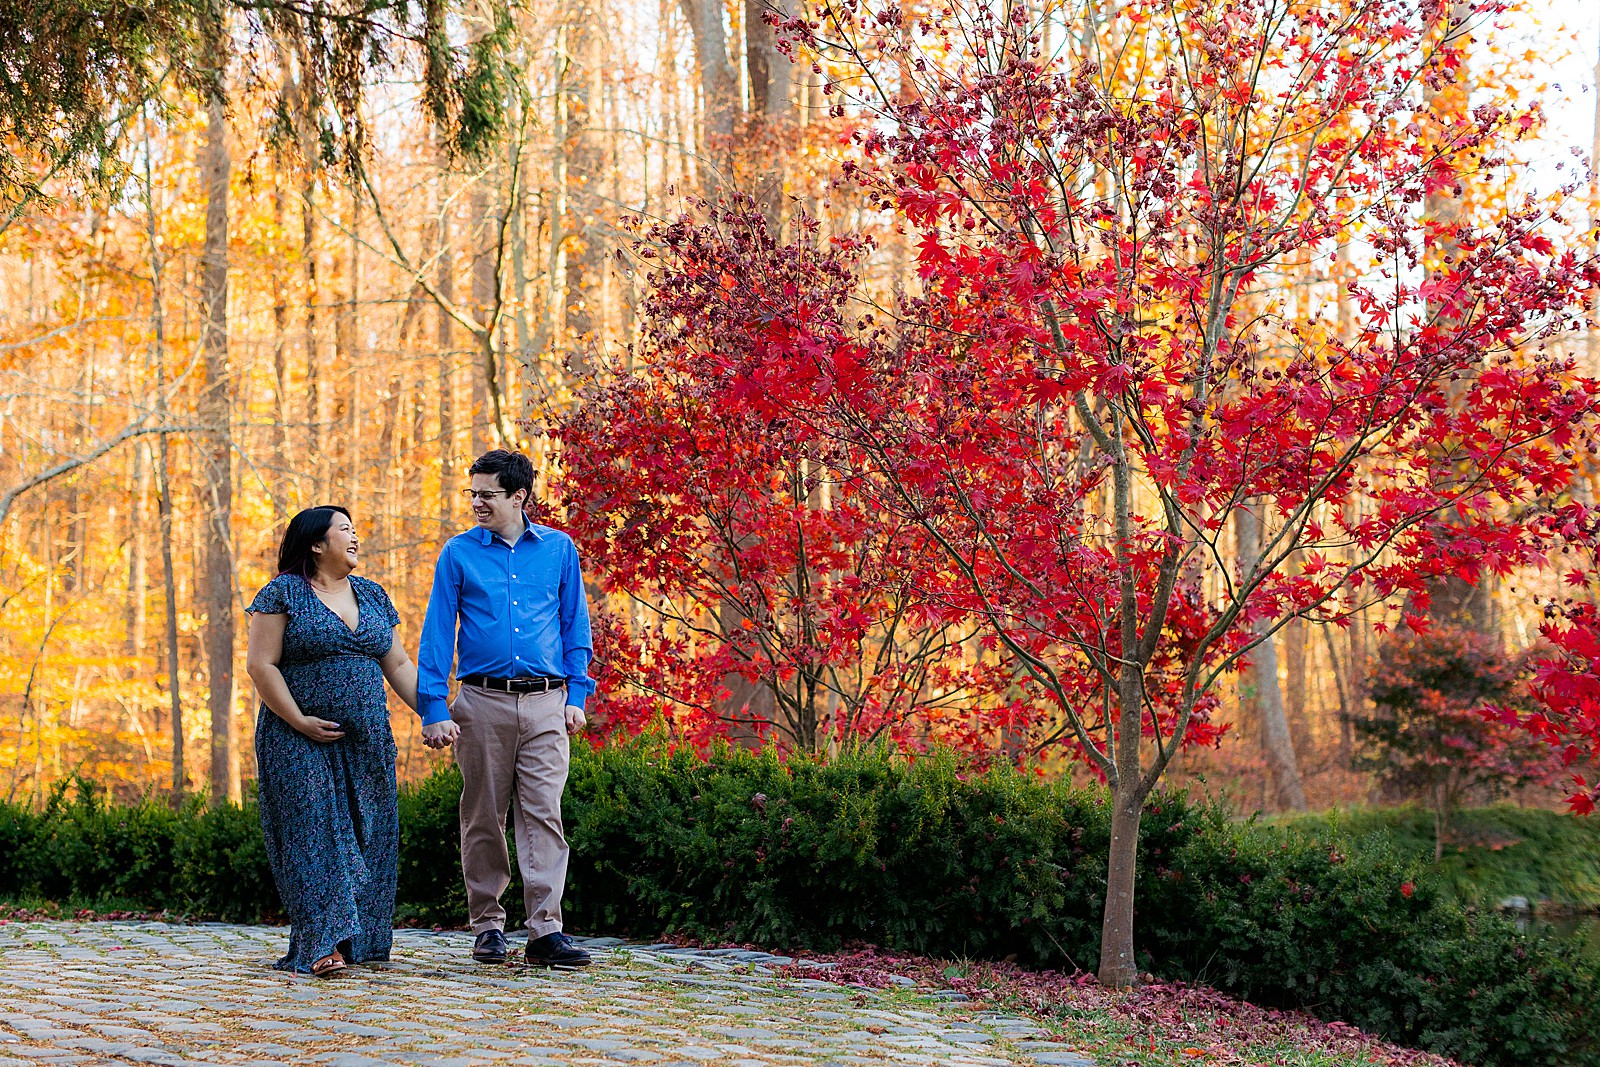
[0,923,1096,1067]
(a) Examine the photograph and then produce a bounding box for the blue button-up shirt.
[416,521,595,725]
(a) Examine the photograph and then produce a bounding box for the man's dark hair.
[469,449,534,502]
[277,505,353,578]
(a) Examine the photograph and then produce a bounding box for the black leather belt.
[459,674,565,694]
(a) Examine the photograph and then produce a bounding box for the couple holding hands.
[245,449,592,977]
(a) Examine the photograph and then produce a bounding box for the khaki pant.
[452,684,569,937]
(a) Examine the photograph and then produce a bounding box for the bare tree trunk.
[199,32,238,805]
[1236,503,1307,811]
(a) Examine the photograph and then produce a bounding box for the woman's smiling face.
[313,513,359,573]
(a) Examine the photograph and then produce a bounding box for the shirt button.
[514,628,521,633]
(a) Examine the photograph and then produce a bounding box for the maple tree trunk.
[1098,776,1143,988]
[198,34,238,805]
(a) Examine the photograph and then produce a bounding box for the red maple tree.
[1491,503,1600,816]
[723,0,1593,985]
[556,216,1031,755]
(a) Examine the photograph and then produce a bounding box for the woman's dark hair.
[277,506,352,578]
[468,449,534,502]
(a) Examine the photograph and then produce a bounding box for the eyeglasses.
[462,489,509,502]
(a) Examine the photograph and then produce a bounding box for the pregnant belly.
[278,658,390,740]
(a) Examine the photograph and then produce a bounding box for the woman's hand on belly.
[288,713,346,743]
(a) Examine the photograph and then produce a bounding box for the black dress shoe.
[472,928,508,964]
[525,931,591,968]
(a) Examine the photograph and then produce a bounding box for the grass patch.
[1268,805,1600,913]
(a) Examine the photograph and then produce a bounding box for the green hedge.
[1,741,1594,1067]
[1269,804,1600,912]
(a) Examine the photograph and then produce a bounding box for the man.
[417,449,595,968]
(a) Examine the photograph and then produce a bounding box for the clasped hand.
[421,719,460,749]
[420,706,583,749]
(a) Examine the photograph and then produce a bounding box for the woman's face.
[312,513,359,574]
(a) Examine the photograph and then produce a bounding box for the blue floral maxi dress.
[246,573,403,973]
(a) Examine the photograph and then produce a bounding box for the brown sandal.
[312,950,348,978]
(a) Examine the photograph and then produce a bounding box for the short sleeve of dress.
[369,579,401,628]
[247,574,292,615]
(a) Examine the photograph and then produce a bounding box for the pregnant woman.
[245,505,423,977]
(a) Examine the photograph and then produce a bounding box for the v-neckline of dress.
[309,577,362,634]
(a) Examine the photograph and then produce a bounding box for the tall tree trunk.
[157,429,184,795]
[436,145,456,534]
[303,174,323,496]
[144,105,185,797]
[679,0,738,185]
[470,183,495,455]
[343,183,363,502]
[563,0,604,369]
[1418,0,1490,632]
[199,32,238,805]
[1236,502,1308,811]
[270,180,290,510]
[126,443,149,658]
[1590,29,1599,371]
[744,0,795,223]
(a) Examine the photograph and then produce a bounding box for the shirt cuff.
[565,684,589,712]
[419,695,453,726]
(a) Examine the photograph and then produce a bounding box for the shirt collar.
[472,520,546,546]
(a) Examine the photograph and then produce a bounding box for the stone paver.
[0,922,1096,1067]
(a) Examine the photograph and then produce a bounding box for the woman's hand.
[291,715,346,743]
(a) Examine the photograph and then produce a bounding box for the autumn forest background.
[3,0,1599,832]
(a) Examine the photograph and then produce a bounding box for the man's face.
[470,472,527,528]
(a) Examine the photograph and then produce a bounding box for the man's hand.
[564,705,586,735]
[421,719,460,749]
